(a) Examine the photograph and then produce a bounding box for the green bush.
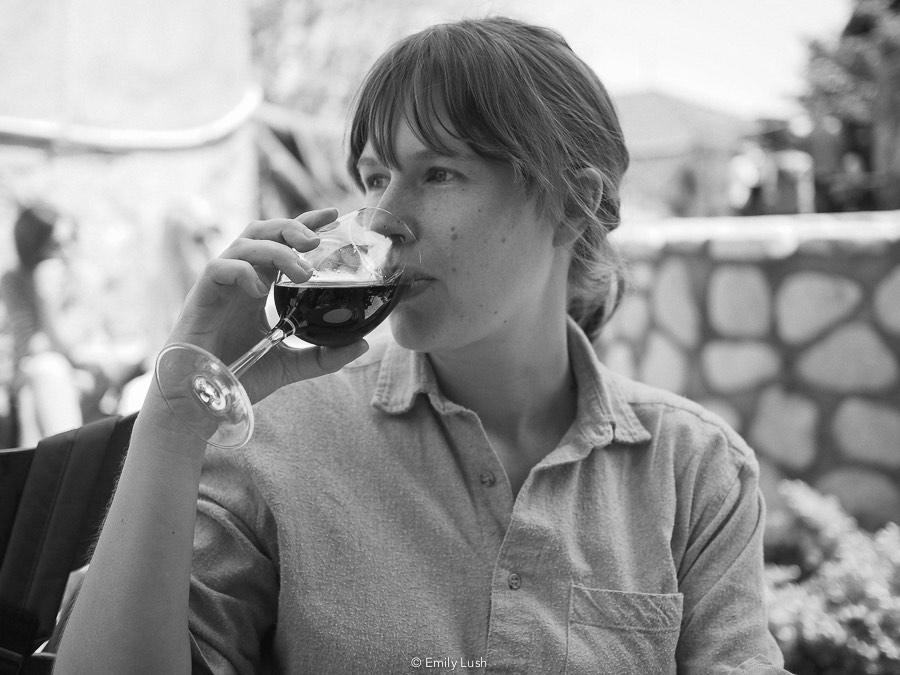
[765,480,900,674]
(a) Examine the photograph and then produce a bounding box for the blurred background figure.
[728,138,776,216]
[0,201,147,444]
[1,201,91,445]
[829,150,875,212]
[116,196,222,414]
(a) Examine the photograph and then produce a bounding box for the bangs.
[344,17,630,333]
[347,25,526,186]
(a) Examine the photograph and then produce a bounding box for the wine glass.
[154,207,413,449]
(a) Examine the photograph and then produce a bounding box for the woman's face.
[356,120,565,355]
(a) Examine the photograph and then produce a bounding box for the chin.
[388,307,453,354]
[389,311,430,352]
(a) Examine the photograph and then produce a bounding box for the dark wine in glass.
[154,207,413,448]
[273,279,402,347]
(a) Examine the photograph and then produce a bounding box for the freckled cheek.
[440,226,512,288]
[441,247,472,290]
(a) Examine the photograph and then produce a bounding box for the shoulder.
[602,373,767,547]
[607,369,759,482]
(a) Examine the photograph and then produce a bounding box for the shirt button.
[479,471,496,487]
[507,573,522,590]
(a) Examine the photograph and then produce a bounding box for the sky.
[461,0,853,120]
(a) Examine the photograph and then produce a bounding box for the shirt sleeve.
[188,446,280,674]
[673,434,789,674]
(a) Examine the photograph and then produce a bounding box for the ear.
[553,167,605,247]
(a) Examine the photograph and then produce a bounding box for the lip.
[399,271,434,300]
[400,267,434,284]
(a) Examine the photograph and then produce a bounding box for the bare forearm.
[54,209,365,672]
[54,391,207,673]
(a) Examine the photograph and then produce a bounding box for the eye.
[362,173,389,191]
[426,168,457,183]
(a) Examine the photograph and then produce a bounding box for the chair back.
[0,414,136,674]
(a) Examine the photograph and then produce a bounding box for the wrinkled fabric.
[188,319,787,674]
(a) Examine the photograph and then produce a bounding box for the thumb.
[244,339,370,403]
[312,340,370,376]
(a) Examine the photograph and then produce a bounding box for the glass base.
[155,342,254,449]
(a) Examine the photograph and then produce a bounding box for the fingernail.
[293,259,312,280]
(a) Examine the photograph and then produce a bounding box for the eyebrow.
[356,147,477,170]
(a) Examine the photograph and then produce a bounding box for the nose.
[365,207,415,246]
[370,177,420,239]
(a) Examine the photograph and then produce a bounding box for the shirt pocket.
[565,585,683,675]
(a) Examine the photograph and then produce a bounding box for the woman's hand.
[164,208,368,404]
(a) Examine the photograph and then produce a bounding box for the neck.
[428,309,575,438]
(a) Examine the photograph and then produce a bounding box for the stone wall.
[596,211,900,530]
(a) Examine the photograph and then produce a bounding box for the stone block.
[816,468,900,531]
[756,459,787,521]
[627,261,657,292]
[639,332,687,394]
[702,341,781,393]
[696,398,742,433]
[796,323,898,392]
[608,294,650,341]
[749,386,818,470]
[601,342,636,379]
[652,258,699,348]
[874,265,900,335]
[833,398,900,468]
[776,272,862,344]
[708,265,771,337]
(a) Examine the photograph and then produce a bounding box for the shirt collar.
[564,317,652,449]
[371,339,440,415]
[371,318,651,449]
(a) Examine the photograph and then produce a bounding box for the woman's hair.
[347,16,629,337]
[13,201,61,270]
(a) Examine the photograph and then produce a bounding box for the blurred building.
[614,90,751,219]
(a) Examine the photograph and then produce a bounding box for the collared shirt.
[189,320,786,674]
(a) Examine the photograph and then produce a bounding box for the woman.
[56,17,787,674]
[1,202,85,444]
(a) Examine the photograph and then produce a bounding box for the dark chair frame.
[0,413,136,675]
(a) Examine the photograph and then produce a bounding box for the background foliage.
[247,0,473,120]
[767,481,900,674]
[244,0,475,214]
[802,0,900,208]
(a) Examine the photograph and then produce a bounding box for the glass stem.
[228,327,288,379]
